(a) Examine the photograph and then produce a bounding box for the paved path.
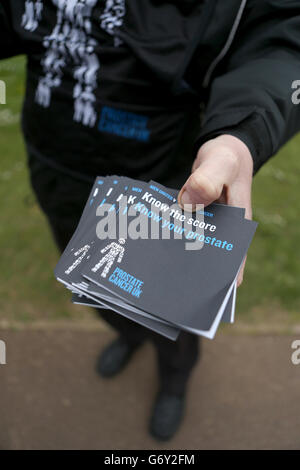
[0,329,299,449]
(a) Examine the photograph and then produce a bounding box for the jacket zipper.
[202,0,248,88]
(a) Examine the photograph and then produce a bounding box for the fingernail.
[178,190,195,211]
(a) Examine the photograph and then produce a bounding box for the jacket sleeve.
[195,0,300,173]
[0,1,24,59]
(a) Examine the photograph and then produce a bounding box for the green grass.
[0,56,300,328]
[0,56,94,324]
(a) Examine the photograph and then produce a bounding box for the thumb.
[178,145,239,209]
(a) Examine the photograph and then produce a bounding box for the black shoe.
[149,391,186,441]
[96,336,141,378]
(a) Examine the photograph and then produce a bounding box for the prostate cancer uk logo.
[99,106,150,142]
[0,80,6,104]
[109,267,144,299]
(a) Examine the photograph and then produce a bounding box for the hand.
[178,134,253,286]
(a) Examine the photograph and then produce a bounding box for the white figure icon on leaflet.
[92,238,126,278]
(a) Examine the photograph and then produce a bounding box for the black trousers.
[28,153,200,396]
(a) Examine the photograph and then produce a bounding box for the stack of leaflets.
[55,176,257,341]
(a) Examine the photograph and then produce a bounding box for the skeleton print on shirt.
[21,0,126,127]
[22,0,43,32]
[100,0,126,47]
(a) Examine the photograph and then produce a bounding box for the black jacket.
[1,0,300,182]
